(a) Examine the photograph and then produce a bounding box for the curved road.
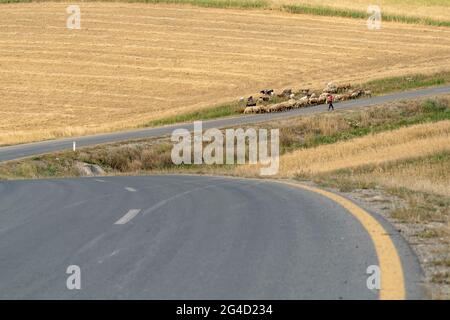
[1,85,449,162]
[0,175,423,299]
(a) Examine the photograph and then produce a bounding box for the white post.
[73,141,76,152]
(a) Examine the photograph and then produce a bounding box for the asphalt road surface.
[0,175,424,299]
[1,85,449,162]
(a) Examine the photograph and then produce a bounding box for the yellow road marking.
[279,181,406,300]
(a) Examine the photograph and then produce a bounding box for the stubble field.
[1,2,450,145]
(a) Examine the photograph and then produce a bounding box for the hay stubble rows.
[1,2,450,145]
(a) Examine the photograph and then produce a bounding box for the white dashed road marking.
[125,187,137,192]
[114,209,141,225]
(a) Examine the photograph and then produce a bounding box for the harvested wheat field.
[1,2,450,145]
[272,120,450,176]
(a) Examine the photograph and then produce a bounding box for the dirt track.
[1,2,450,145]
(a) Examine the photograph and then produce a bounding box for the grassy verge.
[148,103,242,127]
[364,72,450,95]
[144,0,268,9]
[281,4,450,27]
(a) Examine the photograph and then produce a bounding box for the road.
[1,85,449,162]
[0,175,424,299]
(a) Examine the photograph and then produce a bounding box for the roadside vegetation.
[364,72,450,96]
[2,96,449,179]
[149,102,244,127]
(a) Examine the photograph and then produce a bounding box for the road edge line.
[277,180,406,300]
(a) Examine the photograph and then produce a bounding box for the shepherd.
[327,93,334,111]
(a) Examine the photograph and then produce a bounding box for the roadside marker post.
[73,141,76,152]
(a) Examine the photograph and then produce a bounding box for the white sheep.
[243,107,254,114]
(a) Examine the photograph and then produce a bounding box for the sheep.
[295,100,308,108]
[246,96,256,107]
[243,105,263,114]
[309,97,319,105]
[243,107,254,114]
[323,82,338,93]
[340,93,352,101]
[336,83,351,92]
[318,93,328,102]
[268,103,287,113]
[277,88,292,98]
[350,90,362,99]
[257,96,270,104]
[260,89,274,96]
[267,104,279,113]
[298,96,309,103]
[277,102,289,111]
[317,95,327,104]
[241,83,370,115]
[284,99,297,110]
[260,105,271,113]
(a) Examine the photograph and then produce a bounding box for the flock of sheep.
[242,82,372,114]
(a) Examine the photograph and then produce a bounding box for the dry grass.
[1,3,450,146]
[350,154,450,197]
[252,120,450,180]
